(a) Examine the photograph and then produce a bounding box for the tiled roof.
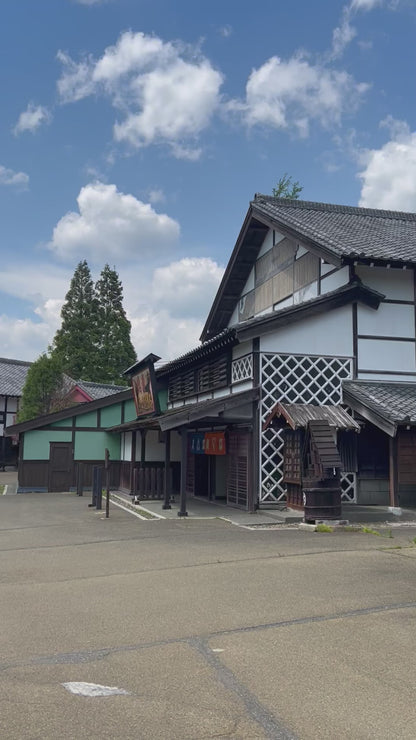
[75,380,127,400]
[156,329,237,376]
[264,402,360,431]
[252,195,416,265]
[343,381,416,431]
[0,357,31,396]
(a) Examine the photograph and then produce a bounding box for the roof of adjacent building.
[343,381,416,437]
[74,380,127,400]
[0,357,32,396]
[252,195,416,265]
[201,195,416,340]
[263,402,360,431]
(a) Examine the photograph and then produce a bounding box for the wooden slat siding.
[168,354,229,402]
[18,461,50,488]
[308,420,342,470]
[398,430,416,485]
[294,252,320,291]
[227,432,250,508]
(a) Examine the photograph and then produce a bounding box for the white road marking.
[62,681,130,697]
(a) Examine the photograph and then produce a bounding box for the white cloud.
[147,188,165,205]
[358,118,416,210]
[13,103,51,135]
[350,0,383,9]
[49,181,180,262]
[151,258,224,318]
[74,0,111,4]
[0,165,29,188]
[130,311,204,362]
[233,55,368,137]
[57,31,223,157]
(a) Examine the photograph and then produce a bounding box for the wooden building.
[0,357,31,469]
[7,196,416,513]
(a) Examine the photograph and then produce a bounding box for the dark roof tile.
[0,358,31,396]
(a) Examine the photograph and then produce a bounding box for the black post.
[162,430,172,510]
[105,448,110,518]
[94,466,103,510]
[77,462,84,496]
[178,429,188,517]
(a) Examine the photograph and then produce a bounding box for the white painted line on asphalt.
[211,648,224,653]
[109,499,149,520]
[62,682,130,697]
[134,503,165,519]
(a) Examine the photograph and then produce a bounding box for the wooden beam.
[389,436,399,507]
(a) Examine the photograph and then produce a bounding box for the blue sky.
[1,0,415,363]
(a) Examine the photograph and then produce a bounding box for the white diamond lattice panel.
[260,353,354,503]
[340,472,357,503]
[231,355,253,384]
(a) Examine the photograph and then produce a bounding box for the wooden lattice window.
[227,432,250,508]
[283,430,303,484]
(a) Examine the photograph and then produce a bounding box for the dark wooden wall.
[398,429,416,505]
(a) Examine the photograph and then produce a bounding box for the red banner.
[204,432,226,455]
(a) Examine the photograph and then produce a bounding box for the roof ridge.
[0,357,32,366]
[253,194,416,222]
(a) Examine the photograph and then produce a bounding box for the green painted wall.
[53,417,73,427]
[158,389,168,412]
[101,404,122,428]
[74,431,120,461]
[24,430,72,460]
[123,399,137,422]
[76,410,98,428]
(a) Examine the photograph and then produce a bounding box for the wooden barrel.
[303,487,342,522]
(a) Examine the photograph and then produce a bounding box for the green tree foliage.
[18,353,63,422]
[95,264,137,384]
[52,260,100,380]
[272,173,303,200]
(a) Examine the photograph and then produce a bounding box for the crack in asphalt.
[1,598,415,673]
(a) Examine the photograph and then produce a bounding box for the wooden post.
[389,435,399,508]
[163,430,172,510]
[105,448,110,518]
[76,462,84,497]
[178,430,188,517]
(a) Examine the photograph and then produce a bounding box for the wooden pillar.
[162,430,172,510]
[140,430,147,463]
[178,429,188,517]
[249,338,260,513]
[129,430,136,493]
[389,435,399,508]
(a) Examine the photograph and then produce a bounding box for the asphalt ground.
[1,493,416,739]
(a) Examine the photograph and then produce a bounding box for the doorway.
[49,442,73,492]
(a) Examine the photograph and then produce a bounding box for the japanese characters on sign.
[190,432,226,455]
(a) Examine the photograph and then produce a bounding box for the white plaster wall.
[320,266,349,293]
[260,304,354,357]
[228,304,239,328]
[293,282,318,305]
[241,268,255,295]
[273,295,294,311]
[231,380,253,393]
[232,340,253,360]
[122,432,132,462]
[358,338,415,373]
[321,261,338,276]
[296,244,308,258]
[145,430,165,462]
[355,266,414,300]
[213,386,232,399]
[257,228,275,258]
[358,302,415,338]
[358,372,416,381]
